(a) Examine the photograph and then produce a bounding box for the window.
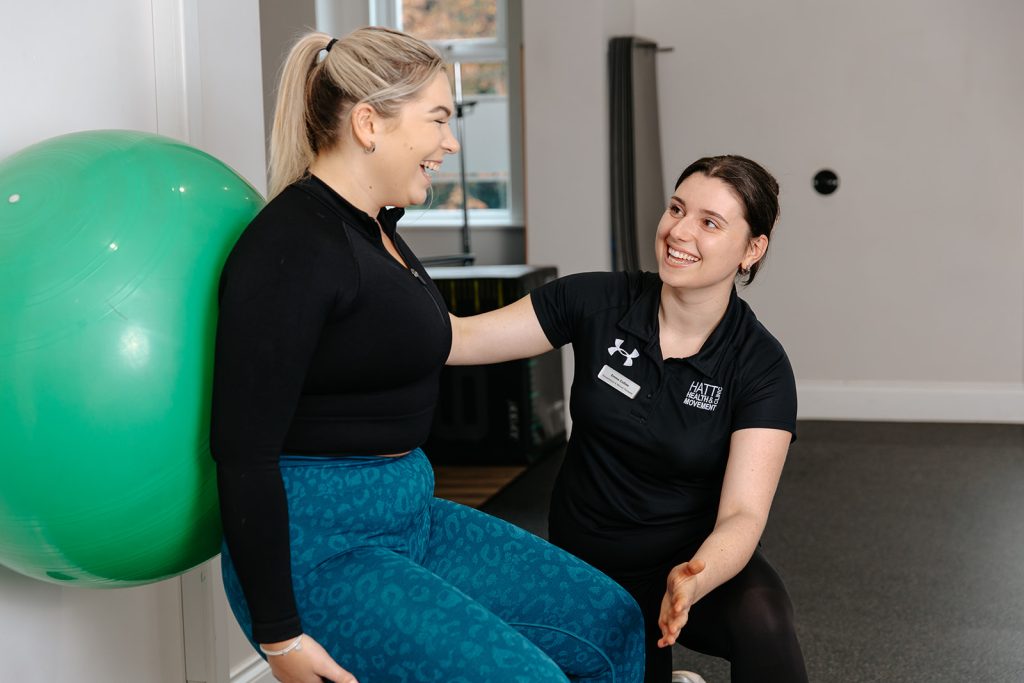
[371,0,522,228]
[399,0,500,42]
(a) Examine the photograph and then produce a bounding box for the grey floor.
[480,421,1024,683]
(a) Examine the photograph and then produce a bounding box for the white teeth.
[668,247,699,262]
[421,161,440,173]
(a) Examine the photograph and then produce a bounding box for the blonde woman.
[209,28,644,683]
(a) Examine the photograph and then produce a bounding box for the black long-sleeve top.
[209,175,452,643]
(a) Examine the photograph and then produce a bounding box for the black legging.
[611,549,808,683]
[550,516,807,683]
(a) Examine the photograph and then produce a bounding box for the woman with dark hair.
[210,26,644,683]
[449,155,809,683]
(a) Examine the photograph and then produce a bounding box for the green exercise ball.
[0,130,263,586]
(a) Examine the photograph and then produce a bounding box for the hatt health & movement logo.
[684,381,722,412]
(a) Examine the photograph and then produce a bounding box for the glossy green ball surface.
[0,130,263,586]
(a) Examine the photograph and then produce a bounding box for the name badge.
[598,364,640,399]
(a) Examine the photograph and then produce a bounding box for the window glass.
[444,62,507,96]
[410,178,508,211]
[401,0,498,41]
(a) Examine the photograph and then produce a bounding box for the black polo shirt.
[531,271,796,570]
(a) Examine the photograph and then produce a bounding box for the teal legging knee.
[221,449,645,682]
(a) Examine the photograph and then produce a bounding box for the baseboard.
[796,380,1024,423]
[229,653,273,683]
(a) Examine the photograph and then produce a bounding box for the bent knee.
[590,574,645,637]
[730,584,797,642]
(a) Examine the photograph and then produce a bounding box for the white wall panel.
[1,0,269,680]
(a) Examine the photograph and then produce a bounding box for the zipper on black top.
[410,267,448,325]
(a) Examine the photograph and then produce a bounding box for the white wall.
[192,0,268,191]
[522,0,634,275]
[636,0,1024,421]
[259,0,318,176]
[0,565,187,682]
[520,0,636,412]
[1,1,269,681]
[521,0,1024,422]
[2,2,158,159]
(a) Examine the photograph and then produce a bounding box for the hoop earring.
[364,142,376,154]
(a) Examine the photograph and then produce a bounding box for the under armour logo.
[607,338,639,367]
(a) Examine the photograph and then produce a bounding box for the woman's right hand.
[262,634,358,683]
[656,558,706,648]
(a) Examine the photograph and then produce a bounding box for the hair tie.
[324,38,338,53]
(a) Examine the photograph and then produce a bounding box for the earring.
[364,142,376,154]
[738,263,750,275]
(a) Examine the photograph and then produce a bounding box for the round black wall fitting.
[813,169,839,195]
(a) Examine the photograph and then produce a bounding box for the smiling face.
[655,172,767,295]
[373,71,460,207]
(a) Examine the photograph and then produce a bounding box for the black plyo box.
[425,265,566,464]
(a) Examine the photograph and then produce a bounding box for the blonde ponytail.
[267,27,445,199]
[268,33,331,199]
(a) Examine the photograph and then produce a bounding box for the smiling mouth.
[666,246,700,266]
[420,160,440,180]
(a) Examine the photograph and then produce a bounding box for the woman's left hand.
[656,558,706,648]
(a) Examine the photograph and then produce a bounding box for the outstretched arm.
[657,427,791,647]
[447,294,555,365]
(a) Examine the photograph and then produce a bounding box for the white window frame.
[370,0,522,229]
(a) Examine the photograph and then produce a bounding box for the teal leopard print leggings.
[221,449,645,682]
